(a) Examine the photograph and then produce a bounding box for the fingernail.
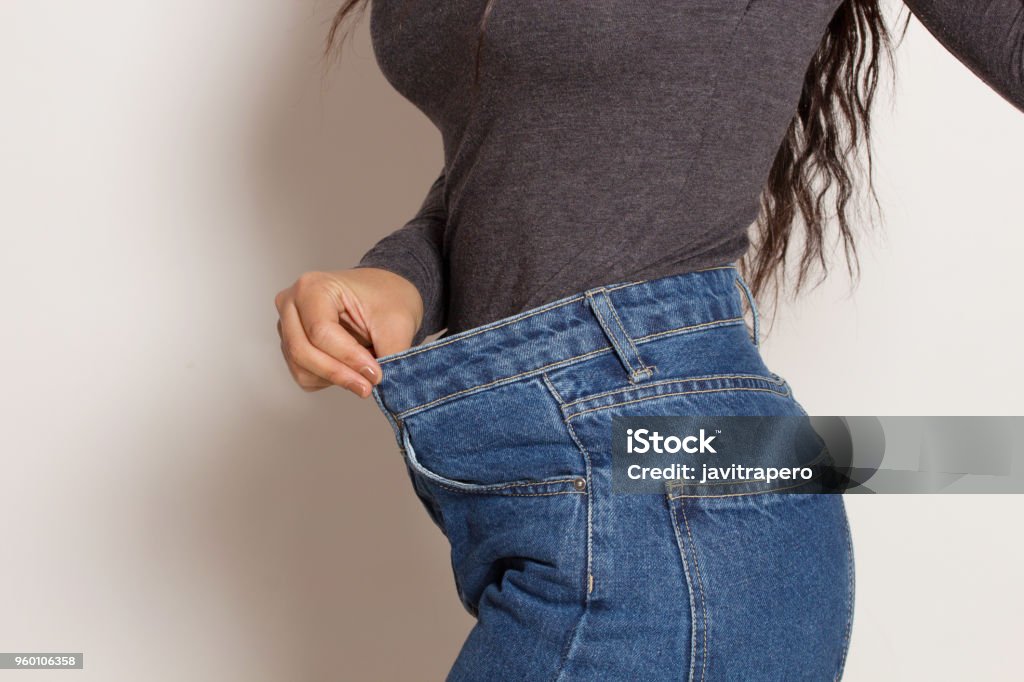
[360,366,379,383]
[356,383,371,398]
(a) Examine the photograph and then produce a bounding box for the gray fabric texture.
[355,0,1024,346]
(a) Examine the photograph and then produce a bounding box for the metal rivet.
[573,477,587,491]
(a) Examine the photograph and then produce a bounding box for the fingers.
[293,287,381,382]
[368,312,418,358]
[274,269,424,397]
[277,298,374,398]
[277,320,331,391]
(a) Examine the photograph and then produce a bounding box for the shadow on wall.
[140,3,470,680]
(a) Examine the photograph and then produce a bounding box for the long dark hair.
[325,1,902,306]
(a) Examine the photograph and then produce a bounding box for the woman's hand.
[274,268,423,397]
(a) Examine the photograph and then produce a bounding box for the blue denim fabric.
[371,266,855,681]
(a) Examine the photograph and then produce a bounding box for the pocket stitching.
[561,373,786,409]
[834,507,856,681]
[399,423,586,497]
[565,381,793,421]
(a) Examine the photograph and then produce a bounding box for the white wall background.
[2,1,1022,680]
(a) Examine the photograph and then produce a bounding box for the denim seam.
[371,386,403,446]
[560,373,786,408]
[668,499,701,682]
[400,423,584,496]
[671,472,816,489]
[565,386,793,421]
[556,427,593,588]
[541,372,593,682]
[557,416,595,679]
[542,373,593,588]
[453,490,585,498]
[380,297,586,365]
[434,478,583,492]
[667,478,818,499]
[394,347,612,418]
[835,507,856,681]
[680,503,709,682]
[392,318,752,418]
[541,372,566,404]
[426,482,585,498]
[633,317,745,344]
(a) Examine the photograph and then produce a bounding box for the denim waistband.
[372,265,754,420]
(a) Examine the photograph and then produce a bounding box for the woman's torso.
[370,0,845,334]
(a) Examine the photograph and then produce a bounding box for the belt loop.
[733,272,760,348]
[584,287,654,383]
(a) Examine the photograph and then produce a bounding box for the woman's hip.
[368,265,852,678]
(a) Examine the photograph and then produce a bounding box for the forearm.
[903,0,1024,111]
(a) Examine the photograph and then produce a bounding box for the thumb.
[368,311,418,359]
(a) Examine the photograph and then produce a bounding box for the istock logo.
[626,428,718,454]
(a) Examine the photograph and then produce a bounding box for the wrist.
[348,266,425,331]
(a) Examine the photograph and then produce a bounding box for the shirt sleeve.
[902,0,1024,112]
[354,171,448,346]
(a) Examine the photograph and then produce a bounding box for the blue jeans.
[371,266,855,681]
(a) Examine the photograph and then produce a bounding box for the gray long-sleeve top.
[357,0,1024,346]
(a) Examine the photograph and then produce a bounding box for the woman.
[275,2,1023,679]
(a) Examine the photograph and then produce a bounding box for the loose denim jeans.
[371,266,855,681]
